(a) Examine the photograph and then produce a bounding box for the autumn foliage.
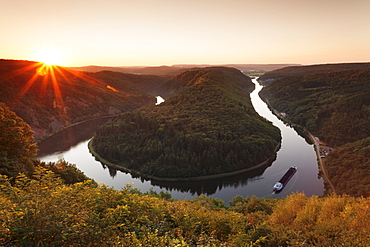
[0,169,369,246]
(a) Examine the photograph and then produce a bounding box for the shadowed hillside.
[0,59,167,139]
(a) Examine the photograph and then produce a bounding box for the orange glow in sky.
[1,0,369,66]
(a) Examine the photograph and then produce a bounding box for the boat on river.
[273,166,297,192]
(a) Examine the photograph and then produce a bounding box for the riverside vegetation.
[259,68,370,197]
[91,67,281,179]
[1,103,370,246]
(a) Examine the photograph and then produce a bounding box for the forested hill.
[91,67,281,179]
[259,69,370,196]
[0,59,167,139]
[156,67,255,99]
[259,69,370,146]
[258,62,370,85]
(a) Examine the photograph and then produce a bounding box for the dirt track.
[309,133,337,194]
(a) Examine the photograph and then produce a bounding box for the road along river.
[38,78,324,203]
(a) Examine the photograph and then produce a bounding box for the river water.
[38,78,324,203]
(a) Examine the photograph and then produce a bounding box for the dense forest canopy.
[258,62,370,85]
[91,67,281,179]
[0,59,166,139]
[259,69,370,146]
[259,68,370,197]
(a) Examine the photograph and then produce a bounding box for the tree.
[0,102,37,177]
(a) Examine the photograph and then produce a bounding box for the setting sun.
[34,46,65,66]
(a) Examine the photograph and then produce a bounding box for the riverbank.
[88,139,281,182]
[307,133,337,194]
[260,98,336,194]
[36,114,120,143]
[36,115,118,157]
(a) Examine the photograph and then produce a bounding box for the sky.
[1,0,370,66]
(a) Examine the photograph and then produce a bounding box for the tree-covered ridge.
[258,62,370,85]
[259,69,370,197]
[1,170,369,246]
[259,69,370,147]
[157,67,255,99]
[91,67,281,179]
[0,59,167,139]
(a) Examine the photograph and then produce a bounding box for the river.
[38,78,324,203]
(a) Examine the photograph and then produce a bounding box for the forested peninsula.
[91,67,281,179]
[259,68,370,196]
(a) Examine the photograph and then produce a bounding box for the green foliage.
[1,171,369,246]
[92,67,281,178]
[38,158,90,185]
[229,195,277,215]
[144,188,174,201]
[0,102,37,177]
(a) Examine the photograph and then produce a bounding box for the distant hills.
[0,59,297,140]
[69,63,299,76]
[258,62,370,85]
[0,59,167,139]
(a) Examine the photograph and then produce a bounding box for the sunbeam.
[10,62,117,115]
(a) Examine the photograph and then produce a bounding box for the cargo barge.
[273,166,297,192]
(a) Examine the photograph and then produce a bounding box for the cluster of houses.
[315,137,334,158]
[273,109,287,118]
[320,147,334,158]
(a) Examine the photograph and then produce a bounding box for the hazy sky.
[2,0,369,66]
